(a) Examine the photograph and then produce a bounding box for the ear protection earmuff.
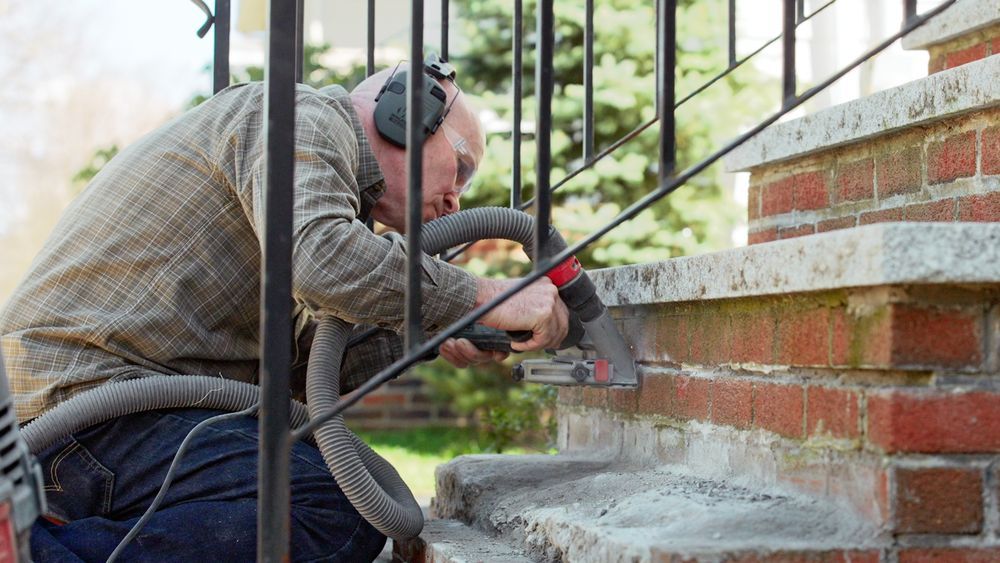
[373,53,458,148]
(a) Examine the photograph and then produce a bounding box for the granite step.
[724,54,1000,173]
[398,453,883,563]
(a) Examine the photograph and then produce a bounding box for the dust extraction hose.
[18,207,587,541]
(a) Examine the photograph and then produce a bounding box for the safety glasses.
[441,121,478,196]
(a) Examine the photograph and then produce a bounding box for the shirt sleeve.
[234,89,477,334]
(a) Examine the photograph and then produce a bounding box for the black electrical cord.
[106,403,260,563]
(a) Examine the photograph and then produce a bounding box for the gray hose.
[306,316,422,540]
[421,206,549,257]
[21,375,310,453]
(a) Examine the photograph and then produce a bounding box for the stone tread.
[902,0,1000,50]
[423,454,881,563]
[724,54,1000,172]
[394,519,534,563]
[589,222,1000,307]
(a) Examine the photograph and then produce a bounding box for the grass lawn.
[354,427,550,501]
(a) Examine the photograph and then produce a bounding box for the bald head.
[351,65,484,164]
[349,64,486,232]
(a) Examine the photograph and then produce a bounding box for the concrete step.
[414,454,882,563]
[393,519,534,563]
[902,0,1000,52]
[724,54,1000,173]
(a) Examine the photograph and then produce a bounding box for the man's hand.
[438,338,508,368]
[475,277,569,353]
[437,277,569,368]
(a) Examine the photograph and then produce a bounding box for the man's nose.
[442,191,461,215]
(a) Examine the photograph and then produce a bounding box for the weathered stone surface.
[902,0,1000,50]
[723,56,1000,172]
[393,519,534,563]
[431,454,880,563]
[589,223,1000,307]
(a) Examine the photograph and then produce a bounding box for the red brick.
[895,466,983,534]
[582,387,608,409]
[867,389,1000,453]
[748,228,778,245]
[731,311,775,364]
[656,315,689,364]
[778,308,830,366]
[689,312,731,365]
[748,184,762,221]
[557,387,583,406]
[638,374,673,416]
[712,379,753,429]
[830,305,893,368]
[928,131,977,184]
[762,177,795,217]
[754,382,804,439]
[994,36,1000,56]
[817,216,857,232]
[837,159,874,202]
[806,386,859,439]
[983,126,1000,176]
[958,191,1000,221]
[361,392,405,406]
[608,388,639,413]
[876,146,921,197]
[859,207,903,225]
[673,375,711,421]
[903,199,954,222]
[899,548,1000,563]
[890,305,982,368]
[778,224,816,239]
[793,171,830,211]
[945,43,988,70]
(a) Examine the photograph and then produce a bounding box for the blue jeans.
[29,408,387,562]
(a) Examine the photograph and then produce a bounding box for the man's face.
[370,82,485,233]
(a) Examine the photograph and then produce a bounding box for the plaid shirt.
[0,83,477,422]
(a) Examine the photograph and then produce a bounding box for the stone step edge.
[902,0,1000,51]
[393,518,534,563]
[724,54,1000,173]
[431,455,884,563]
[589,222,1000,308]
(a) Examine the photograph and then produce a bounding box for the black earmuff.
[373,53,457,148]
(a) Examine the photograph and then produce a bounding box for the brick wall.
[344,376,469,430]
[557,285,1000,553]
[927,23,1000,74]
[747,107,1000,244]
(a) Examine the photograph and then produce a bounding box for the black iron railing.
[189,0,956,560]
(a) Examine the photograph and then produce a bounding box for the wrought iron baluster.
[657,0,677,183]
[441,0,450,59]
[295,0,304,83]
[783,0,797,107]
[728,0,737,68]
[512,0,524,209]
[535,0,554,262]
[584,0,595,161]
[367,0,376,77]
[257,0,297,558]
[213,0,230,94]
[405,0,425,351]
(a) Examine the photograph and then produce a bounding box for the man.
[0,62,569,561]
